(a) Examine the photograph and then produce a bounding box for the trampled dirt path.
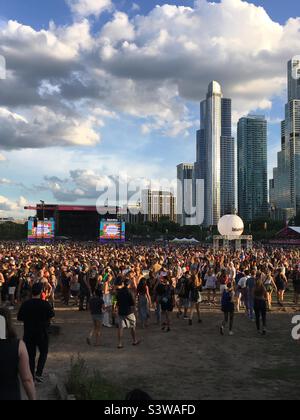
[16,295,300,400]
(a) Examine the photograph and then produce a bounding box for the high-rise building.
[270,59,300,220]
[141,189,176,223]
[288,58,300,101]
[238,115,268,222]
[194,82,235,226]
[177,163,194,226]
[221,98,235,216]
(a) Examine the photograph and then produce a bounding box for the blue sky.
[0,0,299,216]
[1,0,299,27]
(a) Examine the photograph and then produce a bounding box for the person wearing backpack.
[220,283,235,336]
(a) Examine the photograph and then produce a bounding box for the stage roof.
[25,204,119,213]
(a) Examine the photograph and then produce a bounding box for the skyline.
[0,0,300,217]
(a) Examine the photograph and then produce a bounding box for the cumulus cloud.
[67,0,113,18]
[37,166,177,204]
[0,178,12,185]
[0,107,100,149]
[0,154,6,162]
[0,195,27,212]
[0,0,300,150]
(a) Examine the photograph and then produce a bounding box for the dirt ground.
[15,293,300,401]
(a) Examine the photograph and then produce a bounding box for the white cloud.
[131,3,140,12]
[0,106,100,149]
[39,167,178,203]
[67,0,113,18]
[0,195,27,212]
[100,12,135,44]
[0,154,6,162]
[93,107,118,119]
[1,0,300,148]
[0,178,12,185]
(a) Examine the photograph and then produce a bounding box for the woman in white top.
[204,269,217,305]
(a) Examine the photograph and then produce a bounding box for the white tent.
[170,238,199,243]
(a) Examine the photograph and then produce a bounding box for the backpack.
[222,290,232,307]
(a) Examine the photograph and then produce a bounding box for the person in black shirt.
[17,283,55,383]
[160,278,175,332]
[0,307,36,401]
[87,288,105,347]
[116,279,140,349]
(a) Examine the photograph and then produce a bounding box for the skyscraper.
[270,59,300,220]
[194,81,235,226]
[177,163,194,226]
[288,58,300,101]
[238,115,268,222]
[221,98,235,216]
[141,189,176,223]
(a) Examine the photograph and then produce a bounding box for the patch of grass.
[66,356,121,400]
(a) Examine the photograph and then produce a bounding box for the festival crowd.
[1,242,300,399]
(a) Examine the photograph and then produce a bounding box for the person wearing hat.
[17,283,55,383]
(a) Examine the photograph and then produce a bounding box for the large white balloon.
[218,215,244,237]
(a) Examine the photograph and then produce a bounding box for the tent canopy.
[170,238,199,243]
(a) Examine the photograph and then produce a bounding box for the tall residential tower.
[194,81,235,226]
[270,58,300,220]
[238,115,268,221]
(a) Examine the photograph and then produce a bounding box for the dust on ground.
[15,294,300,400]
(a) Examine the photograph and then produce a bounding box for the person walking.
[275,268,288,308]
[253,276,268,335]
[160,278,175,333]
[220,283,235,336]
[87,288,105,347]
[204,268,217,306]
[263,270,277,311]
[246,270,256,321]
[116,279,140,349]
[137,278,151,329]
[17,283,55,383]
[0,307,36,400]
[188,274,203,326]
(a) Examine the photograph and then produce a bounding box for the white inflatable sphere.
[218,215,244,237]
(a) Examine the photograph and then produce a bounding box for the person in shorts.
[116,279,140,349]
[220,283,235,336]
[7,268,18,309]
[87,288,105,347]
[204,268,217,305]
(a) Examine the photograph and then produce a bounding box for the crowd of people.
[1,242,300,399]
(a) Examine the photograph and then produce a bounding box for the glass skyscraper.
[177,163,194,226]
[238,115,268,222]
[194,81,235,226]
[270,59,300,220]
